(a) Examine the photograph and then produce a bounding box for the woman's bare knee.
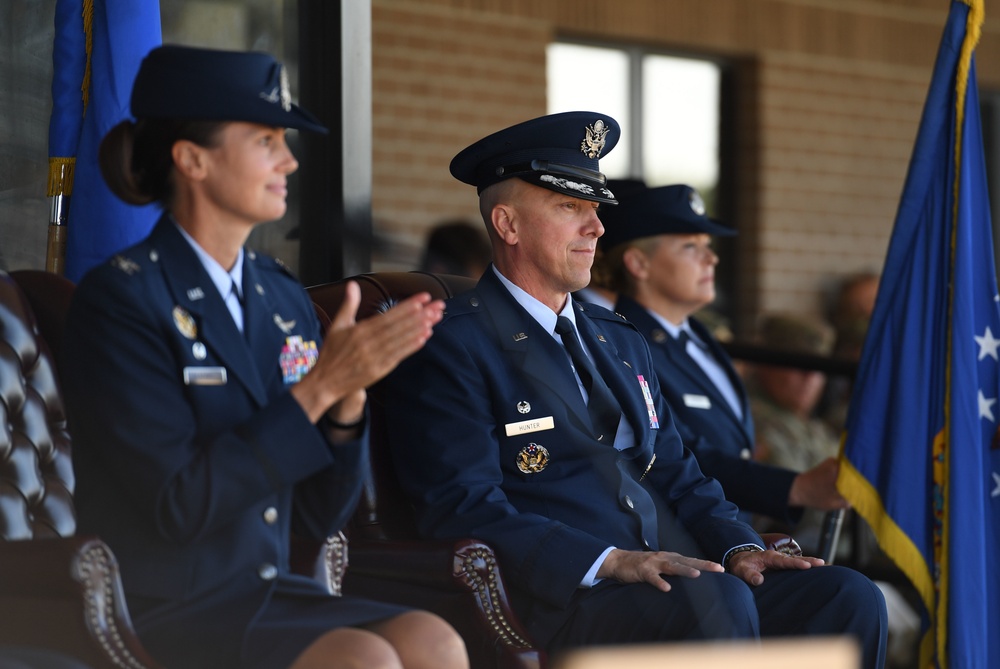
[288,627,402,669]
[369,611,469,669]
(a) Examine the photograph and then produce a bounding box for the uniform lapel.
[616,296,743,429]
[153,221,268,406]
[690,317,755,438]
[477,273,592,432]
[241,255,291,392]
[574,303,650,444]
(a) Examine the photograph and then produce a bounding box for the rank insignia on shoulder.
[111,255,141,275]
[516,443,549,474]
[172,306,197,340]
[280,335,319,384]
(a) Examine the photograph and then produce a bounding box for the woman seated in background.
[61,44,466,669]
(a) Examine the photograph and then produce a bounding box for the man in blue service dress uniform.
[382,111,887,666]
[596,184,848,531]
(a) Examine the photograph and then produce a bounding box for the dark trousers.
[534,566,887,669]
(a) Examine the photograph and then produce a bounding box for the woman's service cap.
[130,44,327,134]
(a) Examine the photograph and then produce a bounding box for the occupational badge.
[580,119,610,159]
[517,401,531,414]
[279,335,319,384]
[516,443,549,474]
[172,306,197,340]
[273,313,297,334]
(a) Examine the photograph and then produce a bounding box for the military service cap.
[130,45,328,134]
[598,184,736,251]
[449,111,621,204]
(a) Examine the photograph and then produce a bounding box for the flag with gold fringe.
[838,0,999,667]
[48,0,161,281]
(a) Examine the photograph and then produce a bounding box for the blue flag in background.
[838,1,1000,667]
[48,0,161,282]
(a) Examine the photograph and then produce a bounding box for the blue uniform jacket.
[383,269,760,613]
[613,295,800,524]
[61,216,366,665]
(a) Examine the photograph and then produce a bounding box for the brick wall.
[371,2,549,268]
[371,0,1000,333]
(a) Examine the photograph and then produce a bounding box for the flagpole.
[46,158,74,274]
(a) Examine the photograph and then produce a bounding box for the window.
[547,41,736,326]
[547,42,722,200]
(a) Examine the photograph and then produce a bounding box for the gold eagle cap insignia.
[580,119,610,159]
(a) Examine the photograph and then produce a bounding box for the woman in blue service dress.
[61,44,466,669]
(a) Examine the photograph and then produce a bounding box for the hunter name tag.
[682,394,711,409]
[505,416,555,437]
[183,366,228,386]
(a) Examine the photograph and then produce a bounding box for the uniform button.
[258,563,277,581]
[739,448,752,460]
[263,507,278,525]
[643,538,651,549]
[625,496,634,509]
[470,297,480,307]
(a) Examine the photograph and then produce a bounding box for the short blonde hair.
[597,237,661,295]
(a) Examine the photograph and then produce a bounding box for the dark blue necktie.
[555,316,621,443]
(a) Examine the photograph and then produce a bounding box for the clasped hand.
[291,281,445,424]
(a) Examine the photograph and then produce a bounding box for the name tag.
[682,393,711,409]
[505,416,555,436]
[183,366,228,386]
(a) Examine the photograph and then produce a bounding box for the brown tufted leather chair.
[306,272,544,669]
[305,272,803,669]
[0,270,163,669]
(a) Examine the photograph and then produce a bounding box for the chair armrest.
[0,536,162,669]
[760,532,803,557]
[290,531,349,596]
[346,538,543,668]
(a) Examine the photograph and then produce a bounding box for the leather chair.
[307,272,544,669]
[1,270,359,667]
[0,270,163,669]
[306,271,803,669]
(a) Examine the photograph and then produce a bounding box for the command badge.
[172,306,197,340]
[516,443,549,474]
